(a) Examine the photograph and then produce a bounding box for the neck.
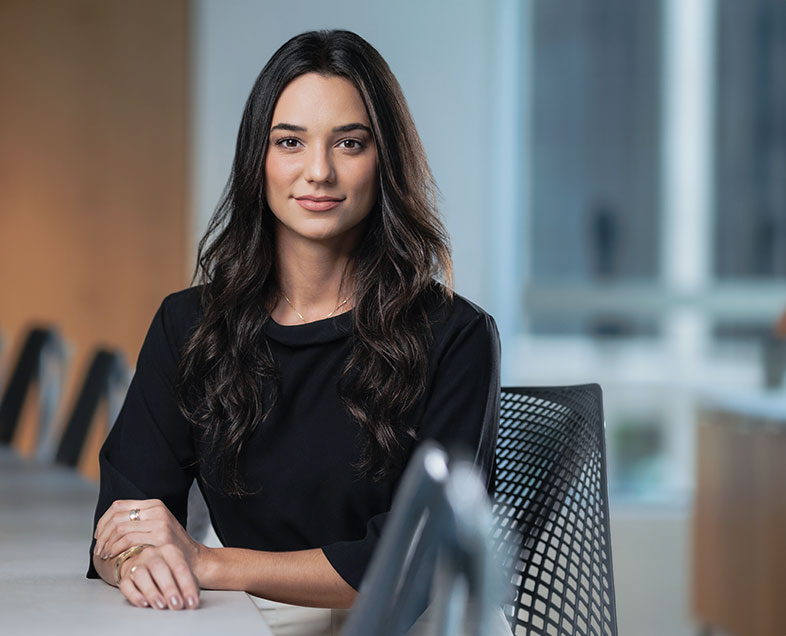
[272,231,356,325]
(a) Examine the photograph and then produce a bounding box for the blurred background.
[1,1,784,634]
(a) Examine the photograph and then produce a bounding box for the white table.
[0,447,272,635]
[698,388,786,423]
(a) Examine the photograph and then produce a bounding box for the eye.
[338,138,364,151]
[274,137,301,149]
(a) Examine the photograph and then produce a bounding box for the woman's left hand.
[94,499,205,575]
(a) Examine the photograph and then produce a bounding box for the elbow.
[333,582,358,609]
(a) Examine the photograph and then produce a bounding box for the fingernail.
[141,600,149,607]
[156,598,166,609]
[170,595,182,609]
[187,596,197,608]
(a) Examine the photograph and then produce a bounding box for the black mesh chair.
[492,384,618,636]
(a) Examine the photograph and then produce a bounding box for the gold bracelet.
[114,544,154,585]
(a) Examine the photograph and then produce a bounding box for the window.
[509,0,786,499]
[715,0,786,281]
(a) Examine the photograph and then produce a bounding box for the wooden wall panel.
[0,0,190,477]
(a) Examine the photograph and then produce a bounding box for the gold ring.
[129,508,141,522]
[129,565,138,582]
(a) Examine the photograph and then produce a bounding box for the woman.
[88,29,501,634]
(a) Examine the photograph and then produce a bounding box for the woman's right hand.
[115,543,200,610]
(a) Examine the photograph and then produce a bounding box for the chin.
[298,219,367,244]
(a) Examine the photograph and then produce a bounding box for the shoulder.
[159,286,203,326]
[445,293,495,328]
[142,286,203,362]
[424,285,497,332]
[425,288,500,357]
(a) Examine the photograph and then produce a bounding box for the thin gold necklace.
[282,292,350,323]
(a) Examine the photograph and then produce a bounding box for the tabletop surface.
[0,447,272,635]
[698,388,786,423]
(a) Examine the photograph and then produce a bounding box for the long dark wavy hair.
[176,30,453,495]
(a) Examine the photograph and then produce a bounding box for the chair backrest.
[54,348,129,467]
[343,442,499,636]
[0,326,67,447]
[493,384,618,636]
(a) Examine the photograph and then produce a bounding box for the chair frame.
[343,442,499,636]
[0,326,67,452]
[54,348,129,467]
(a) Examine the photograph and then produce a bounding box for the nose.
[303,145,336,184]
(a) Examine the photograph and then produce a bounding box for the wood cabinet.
[692,407,786,636]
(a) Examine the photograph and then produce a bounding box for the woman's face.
[264,73,379,249]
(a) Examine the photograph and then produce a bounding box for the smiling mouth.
[294,196,344,212]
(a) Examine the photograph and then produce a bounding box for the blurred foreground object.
[343,442,502,636]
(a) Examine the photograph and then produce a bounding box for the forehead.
[271,73,370,127]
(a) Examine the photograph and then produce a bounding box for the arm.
[199,546,357,608]
[87,293,201,607]
[93,498,356,609]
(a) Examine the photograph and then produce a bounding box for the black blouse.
[87,286,500,590]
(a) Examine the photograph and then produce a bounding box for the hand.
[116,544,200,610]
[94,499,205,609]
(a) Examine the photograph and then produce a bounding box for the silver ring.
[129,508,141,522]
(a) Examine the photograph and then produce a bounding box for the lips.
[294,195,344,212]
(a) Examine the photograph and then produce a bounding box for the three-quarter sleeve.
[86,295,198,578]
[321,306,501,590]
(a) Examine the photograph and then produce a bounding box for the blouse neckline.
[264,310,354,346]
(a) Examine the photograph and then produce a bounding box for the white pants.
[250,598,348,636]
[250,596,514,636]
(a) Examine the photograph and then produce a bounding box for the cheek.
[355,159,379,202]
[263,156,276,201]
[264,155,295,198]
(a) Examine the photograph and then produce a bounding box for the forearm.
[198,546,357,609]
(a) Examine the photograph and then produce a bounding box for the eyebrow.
[270,122,373,135]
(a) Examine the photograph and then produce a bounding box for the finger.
[147,556,186,610]
[97,518,156,559]
[96,506,143,553]
[102,532,157,561]
[118,574,151,608]
[126,563,167,610]
[168,556,200,609]
[95,500,143,538]
[96,499,163,539]
[98,516,167,559]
